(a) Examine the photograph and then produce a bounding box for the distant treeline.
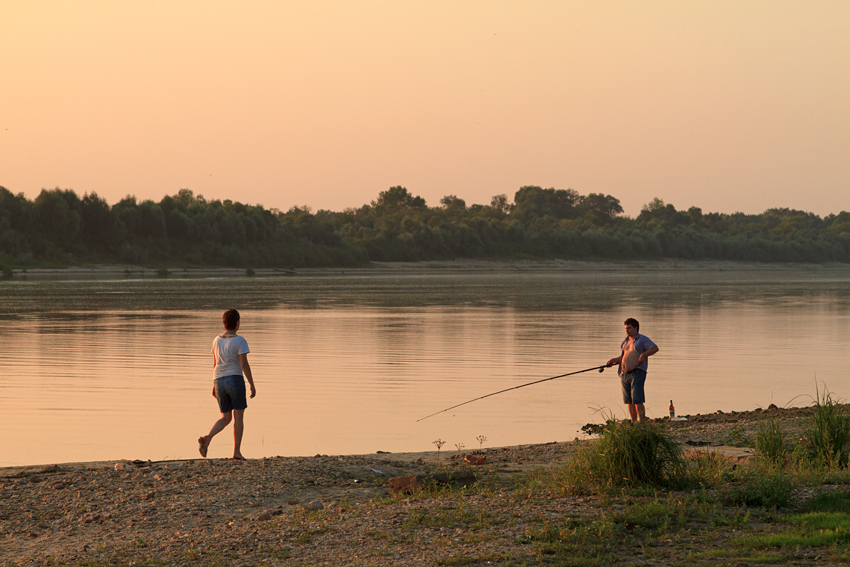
[2,184,850,269]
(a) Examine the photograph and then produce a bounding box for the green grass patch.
[436,553,508,566]
[720,466,794,508]
[731,489,850,552]
[691,548,785,563]
[799,489,850,513]
[402,494,499,532]
[736,512,850,548]
[296,526,330,543]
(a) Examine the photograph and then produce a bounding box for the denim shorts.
[214,375,247,413]
[621,369,647,404]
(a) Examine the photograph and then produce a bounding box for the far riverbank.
[5,258,850,280]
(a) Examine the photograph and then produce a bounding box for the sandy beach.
[1,404,825,566]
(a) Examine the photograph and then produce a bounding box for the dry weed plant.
[432,439,446,461]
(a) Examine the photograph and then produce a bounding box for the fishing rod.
[417,364,608,422]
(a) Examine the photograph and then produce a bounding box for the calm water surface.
[2,267,849,467]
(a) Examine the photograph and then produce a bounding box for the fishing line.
[416,364,608,422]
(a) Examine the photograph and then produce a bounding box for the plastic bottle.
[669,400,675,420]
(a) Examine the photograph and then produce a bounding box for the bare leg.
[627,404,639,424]
[232,409,245,459]
[636,403,646,423]
[201,412,233,452]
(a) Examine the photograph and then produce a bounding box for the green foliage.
[803,385,850,469]
[2,183,850,268]
[556,419,686,492]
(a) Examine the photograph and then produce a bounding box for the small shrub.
[556,419,686,492]
[804,385,850,469]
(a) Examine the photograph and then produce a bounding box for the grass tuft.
[803,385,850,469]
[555,418,686,493]
[755,415,789,466]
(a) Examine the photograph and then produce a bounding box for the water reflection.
[4,269,850,315]
[1,267,849,467]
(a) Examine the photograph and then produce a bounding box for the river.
[2,264,849,466]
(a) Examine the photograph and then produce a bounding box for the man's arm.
[606,354,622,367]
[239,353,256,399]
[638,345,659,365]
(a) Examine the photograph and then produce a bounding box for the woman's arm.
[239,353,256,399]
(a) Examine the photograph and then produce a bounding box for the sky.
[1,1,848,218]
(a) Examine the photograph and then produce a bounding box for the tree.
[80,192,123,252]
[490,194,512,214]
[34,188,81,248]
[372,186,426,216]
[440,195,466,214]
[577,193,623,225]
[513,186,580,222]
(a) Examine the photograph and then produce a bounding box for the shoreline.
[4,258,850,280]
[0,402,823,476]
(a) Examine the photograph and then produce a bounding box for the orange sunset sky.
[1,1,848,217]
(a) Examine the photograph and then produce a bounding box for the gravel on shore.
[0,404,832,566]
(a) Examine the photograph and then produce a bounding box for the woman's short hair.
[222,309,240,330]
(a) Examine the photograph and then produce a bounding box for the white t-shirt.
[211,335,250,380]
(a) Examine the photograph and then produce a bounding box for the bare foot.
[198,436,209,458]
[232,455,245,461]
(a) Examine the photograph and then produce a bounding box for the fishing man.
[606,318,658,424]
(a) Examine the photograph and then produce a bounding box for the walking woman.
[198,309,257,460]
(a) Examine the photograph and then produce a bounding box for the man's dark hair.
[624,318,639,332]
[223,309,240,331]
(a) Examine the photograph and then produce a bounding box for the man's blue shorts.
[214,375,248,413]
[621,369,647,405]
